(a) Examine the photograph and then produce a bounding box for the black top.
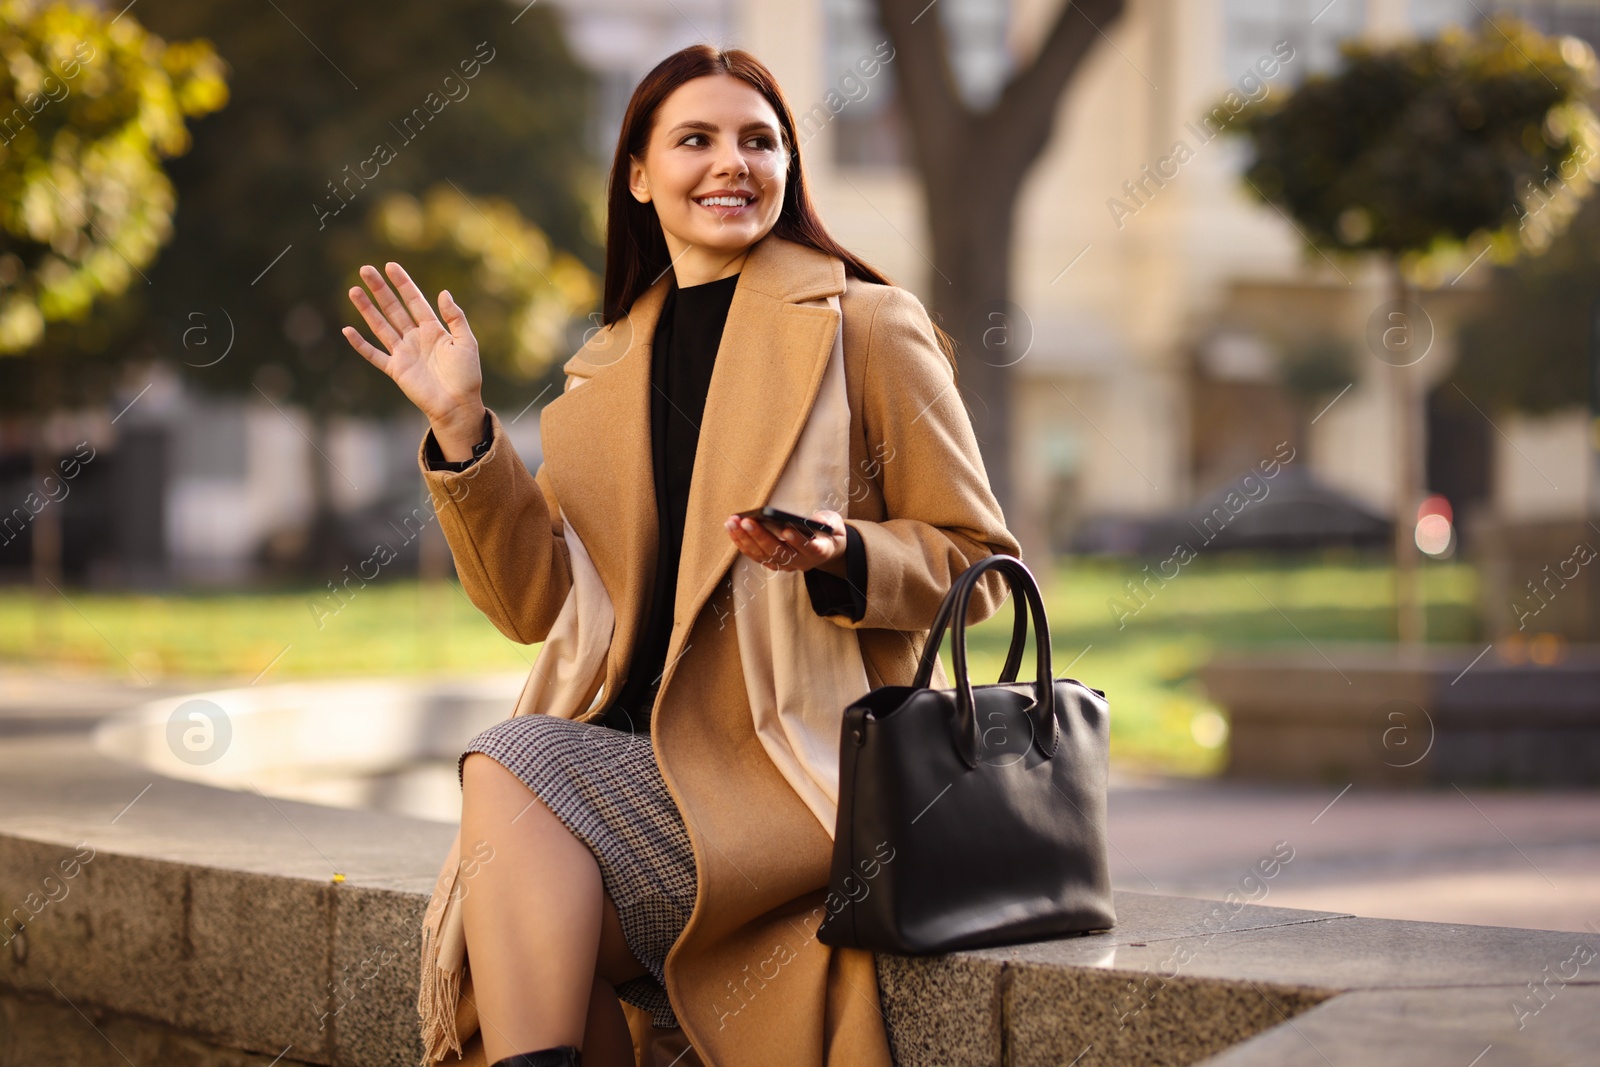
[425,270,867,735]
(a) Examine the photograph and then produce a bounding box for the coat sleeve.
[803,523,867,621]
[824,284,1021,633]
[417,405,573,645]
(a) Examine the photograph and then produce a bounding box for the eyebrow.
[666,119,779,136]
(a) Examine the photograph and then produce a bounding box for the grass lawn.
[1014,551,1478,776]
[0,551,1478,777]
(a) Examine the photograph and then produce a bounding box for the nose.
[712,138,750,180]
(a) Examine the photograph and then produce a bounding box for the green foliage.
[365,184,598,382]
[0,0,226,354]
[133,0,602,419]
[1451,183,1600,414]
[1224,16,1600,278]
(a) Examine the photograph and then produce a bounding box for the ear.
[628,158,651,204]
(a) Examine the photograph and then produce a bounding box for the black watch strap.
[426,411,493,472]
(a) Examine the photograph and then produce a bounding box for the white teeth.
[698,196,750,207]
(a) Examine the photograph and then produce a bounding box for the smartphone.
[735,506,835,537]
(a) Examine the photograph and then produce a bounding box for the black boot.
[490,1047,581,1067]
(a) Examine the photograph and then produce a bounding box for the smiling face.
[628,73,790,285]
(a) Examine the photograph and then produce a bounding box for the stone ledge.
[3,731,1595,1066]
[875,895,1350,1067]
[1195,986,1600,1066]
[0,727,456,1067]
[1,986,321,1067]
[876,890,1600,1065]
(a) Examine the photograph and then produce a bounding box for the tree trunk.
[305,407,345,577]
[1392,266,1425,646]
[876,0,1129,560]
[419,491,449,667]
[927,186,1021,527]
[30,358,61,652]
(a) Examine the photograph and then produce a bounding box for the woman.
[342,44,1020,1067]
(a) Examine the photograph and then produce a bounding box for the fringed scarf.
[418,292,870,1064]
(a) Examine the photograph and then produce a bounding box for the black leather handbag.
[815,554,1116,954]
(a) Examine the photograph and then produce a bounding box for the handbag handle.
[914,553,1033,687]
[996,580,1030,683]
[913,554,1058,769]
[948,556,1059,766]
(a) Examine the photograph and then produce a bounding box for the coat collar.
[540,231,847,704]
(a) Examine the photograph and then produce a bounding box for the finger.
[767,521,818,553]
[348,283,403,350]
[728,521,778,566]
[766,523,826,571]
[439,289,476,349]
[385,261,443,331]
[358,263,420,337]
[773,526,812,558]
[732,520,771,553]
[812,510,845,541]
[755,523,808,568]
[341,325,391,370]
[741,518,783,553]
[728,528,765,565]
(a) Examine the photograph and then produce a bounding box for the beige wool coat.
[416,231,1022,1067]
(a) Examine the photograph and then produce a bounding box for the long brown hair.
[601,46,955,376]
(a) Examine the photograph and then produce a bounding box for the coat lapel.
[539,233,847,710]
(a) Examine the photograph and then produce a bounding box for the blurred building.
[0,363,547,589]
[558,0,1600,558]
[5,0,1593,589]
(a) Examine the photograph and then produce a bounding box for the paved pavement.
[1105,771,1600,934]
[4,664,1597,934]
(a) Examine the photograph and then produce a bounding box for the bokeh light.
[1415,495,1454,557]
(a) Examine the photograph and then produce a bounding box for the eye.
[677,132,778,150]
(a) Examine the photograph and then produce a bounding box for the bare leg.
[582,975,638,1067]
[590,887,652,1066]
[596,885,650,988]
[460,752,606,1061]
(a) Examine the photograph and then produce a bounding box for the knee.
[461,752,525,812]
[461,752,498,794]
[461,752,500,787]
[461,753,565,835]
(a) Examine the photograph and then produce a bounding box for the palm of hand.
[387,318,477,413]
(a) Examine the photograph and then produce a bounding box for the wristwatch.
[426,411,494,472]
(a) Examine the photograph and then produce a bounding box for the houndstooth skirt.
[457,714,698,1029]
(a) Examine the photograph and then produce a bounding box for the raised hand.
[342,262,485,442]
